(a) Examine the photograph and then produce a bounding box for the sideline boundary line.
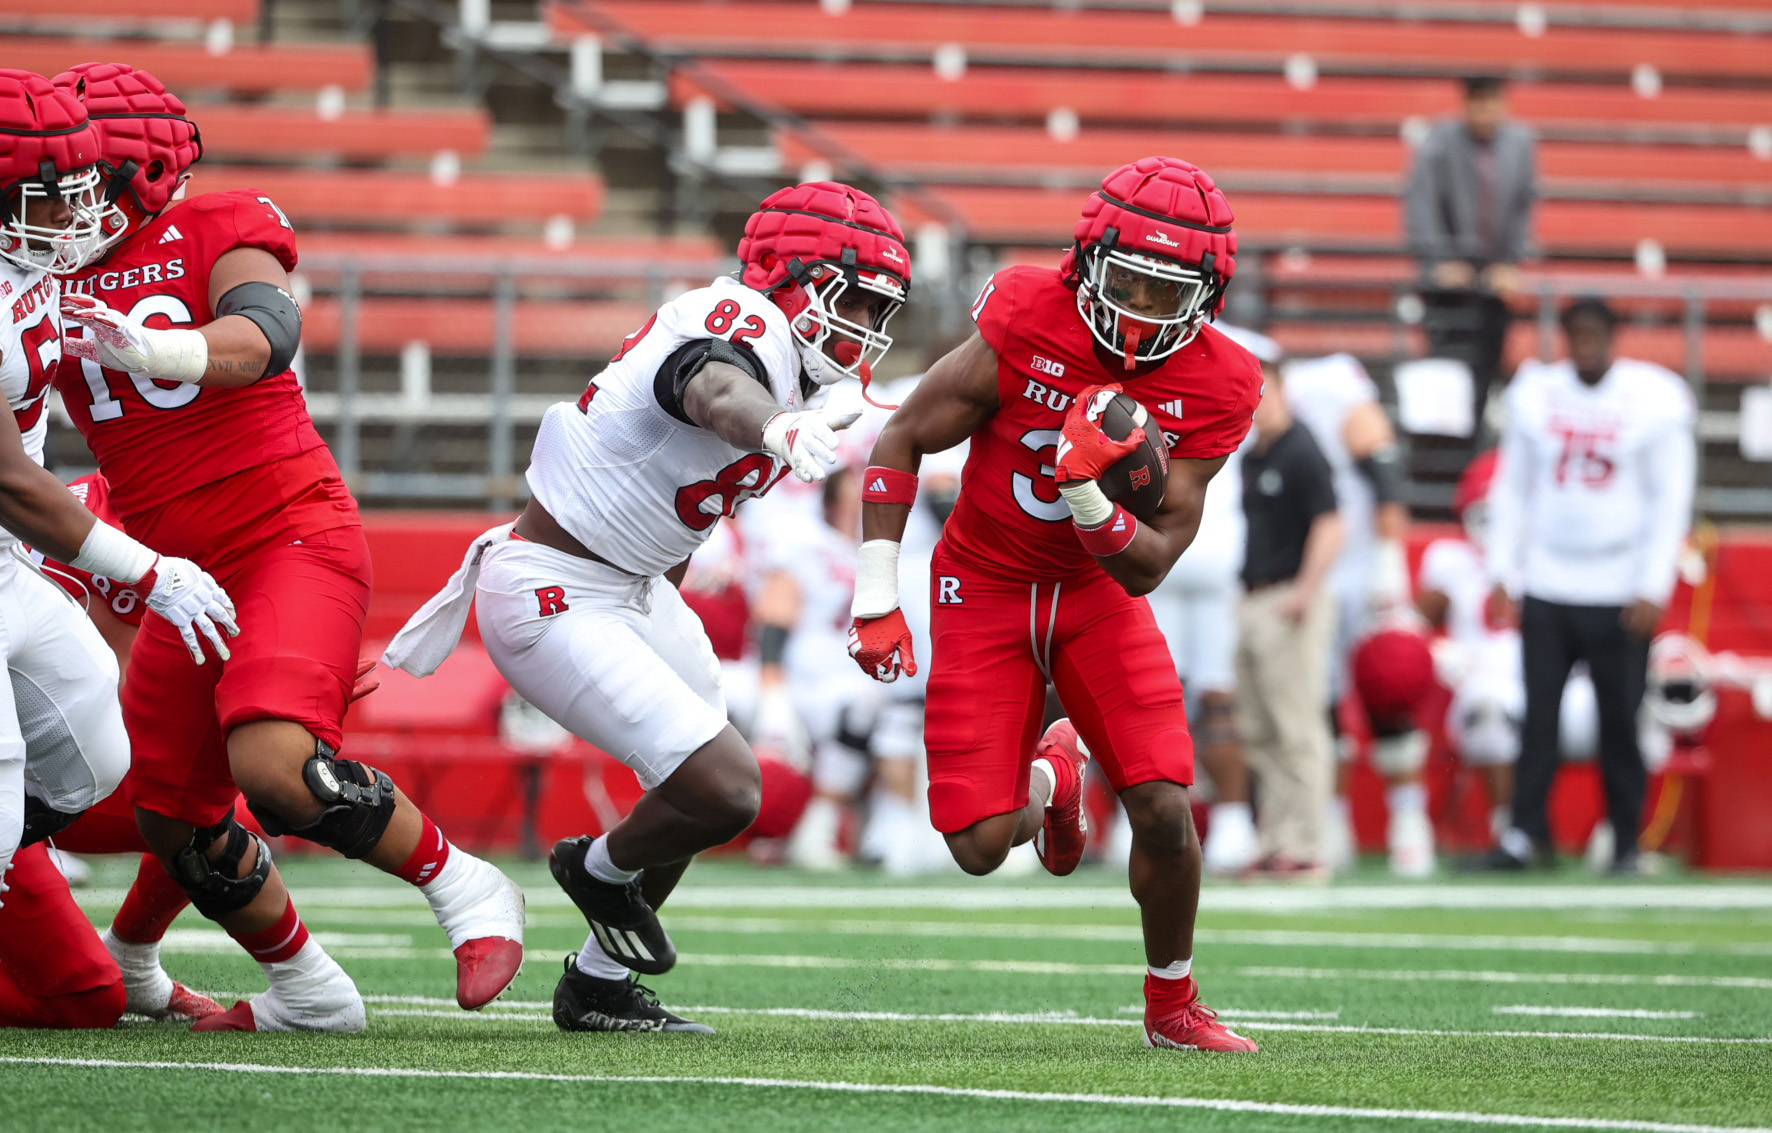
[3,1057,1767,1133]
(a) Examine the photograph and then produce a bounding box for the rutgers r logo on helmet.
[1060,156,1238,372]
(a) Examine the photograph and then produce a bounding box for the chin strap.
[1122,325,1142,370]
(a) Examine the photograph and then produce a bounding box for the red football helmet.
[1061,156,1237,368]
[1352,627,1438,727]
[736,181,910,395]
[1454,448,1501,544]
[0,69,104,274]
[53,63,203,258]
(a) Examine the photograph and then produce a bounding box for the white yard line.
[1240,966,1772,991]
[71,882,1772,914]
[359,1003,1768,1045]
[656,915,1772,957]
[7,1056,1766,1133]
[1493,1007,1703,1020]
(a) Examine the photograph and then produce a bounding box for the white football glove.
[61,293,208,383]
[762,406,862,483]
[143,556,241,664]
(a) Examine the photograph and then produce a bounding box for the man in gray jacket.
[1404,75,1538,433]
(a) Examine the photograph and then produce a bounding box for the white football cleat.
[422,850,527,1009]
[1388,807,1437,879]
[193,939,365,1032]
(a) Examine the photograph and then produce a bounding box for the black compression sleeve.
[1356,447,1405,505]
[653,337,769,426]
[215,280,303,378]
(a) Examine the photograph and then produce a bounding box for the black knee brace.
[250,741,396,859]
[19,796,80,848]
[170,816,272,918]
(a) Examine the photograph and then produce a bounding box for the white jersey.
[763,514,859,688]
[1418,537,1494,649]
[0,263,57,475]
[1283,352,1378,604]
[1487,357,1696,607]
[526,276,803,577]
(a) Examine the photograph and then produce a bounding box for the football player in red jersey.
[48,63,525,1032]
[851,158,1262,1052]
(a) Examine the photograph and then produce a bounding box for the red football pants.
[922,542,1194,834]
[0,844,124,1028]
[125,524,372,827]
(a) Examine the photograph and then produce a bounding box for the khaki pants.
[1235,584,1338,863]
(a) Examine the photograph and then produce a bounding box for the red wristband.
[1073,505,1138,557]
[862,465,919,506]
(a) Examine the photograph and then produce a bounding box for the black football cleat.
[548,836,677,975]
[553,955,714,1034]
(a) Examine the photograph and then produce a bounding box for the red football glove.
[1055,384,1144,484]
[848,609,918,683]
[349,658,382,704]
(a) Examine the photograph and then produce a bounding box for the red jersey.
[53,189,331,530]
[943,265,1262,579]
[34,473,146,626]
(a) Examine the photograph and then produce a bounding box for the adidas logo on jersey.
[158,225,184,244]
[1159,398,1185,418]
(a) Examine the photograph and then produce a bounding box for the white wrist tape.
[851,539,902,619]
[145,327,209,383]
[1058,480,1115,528]
[70,521,158,586]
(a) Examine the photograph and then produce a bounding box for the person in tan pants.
[1235,368,1345,878]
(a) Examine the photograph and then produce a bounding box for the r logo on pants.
[938,576,963,605]
[535,586,570,617]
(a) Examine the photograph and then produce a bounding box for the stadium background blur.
[9,0,1772,870]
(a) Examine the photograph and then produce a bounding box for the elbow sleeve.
[653,336,769,426]
[215,280,303,378]
[1356,447,1405,506]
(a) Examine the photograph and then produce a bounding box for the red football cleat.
[166,981,223,1021]
[455,936,524,1010]
[1143,975,1259,1053]
[1032,718,1090,877]
[191,1000,257,1032]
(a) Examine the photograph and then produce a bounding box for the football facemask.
[0,166,106,275]
[791,262,906,394]
[1077,246,1213,368]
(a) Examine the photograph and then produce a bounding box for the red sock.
[111,854,192,944]
[1144,972,1198,1015]
[392,814,451,887]
[230,899,310,964]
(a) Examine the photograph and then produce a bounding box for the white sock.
[1209,801,1253,829]
[1029,758,1057,808]
[1500,826,1534,860]
[1148,956,1193,980]
[103,929,173,1010]
[263,937,355,1013]
[585,834,639,885]
[1387,783,1428,816]
[576,935,634,981]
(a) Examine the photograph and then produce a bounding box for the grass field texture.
[7,855,1772,1133]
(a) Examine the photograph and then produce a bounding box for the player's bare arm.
[682,357,861,484]
[60,245,302,389]
[0,400,106,562]
[862,333,999,545]
[1092,452,1228,597]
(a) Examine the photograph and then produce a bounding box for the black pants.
[1423,288,1510,445]
[1514,597,1651,856]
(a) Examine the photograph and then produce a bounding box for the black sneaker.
[1463,844,1531,872]
[553,955,713,1034]
[548,836,676,975]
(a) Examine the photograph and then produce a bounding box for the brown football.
[1095,392,1169,524]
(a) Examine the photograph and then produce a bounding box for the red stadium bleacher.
[0,37,371,93]
[565,1,1772,80]
[195,107,492,161]
[185,167,605,228]
[300,297,648,355]
[674,63,1772,138]
[778,124,1772,194]
[0,0,255,22]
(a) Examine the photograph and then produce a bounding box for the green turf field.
[7,854,1772,1133]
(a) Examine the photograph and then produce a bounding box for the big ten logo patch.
[1030,355,1065,379]
[937,576,963,605]
[535,586,570,617]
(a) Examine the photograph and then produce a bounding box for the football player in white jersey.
[0,71,236,892]
[1417,450,1600,846]
[1479,297,1694,873]
[1282,350,1427,874]
[386,182,911,1031]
